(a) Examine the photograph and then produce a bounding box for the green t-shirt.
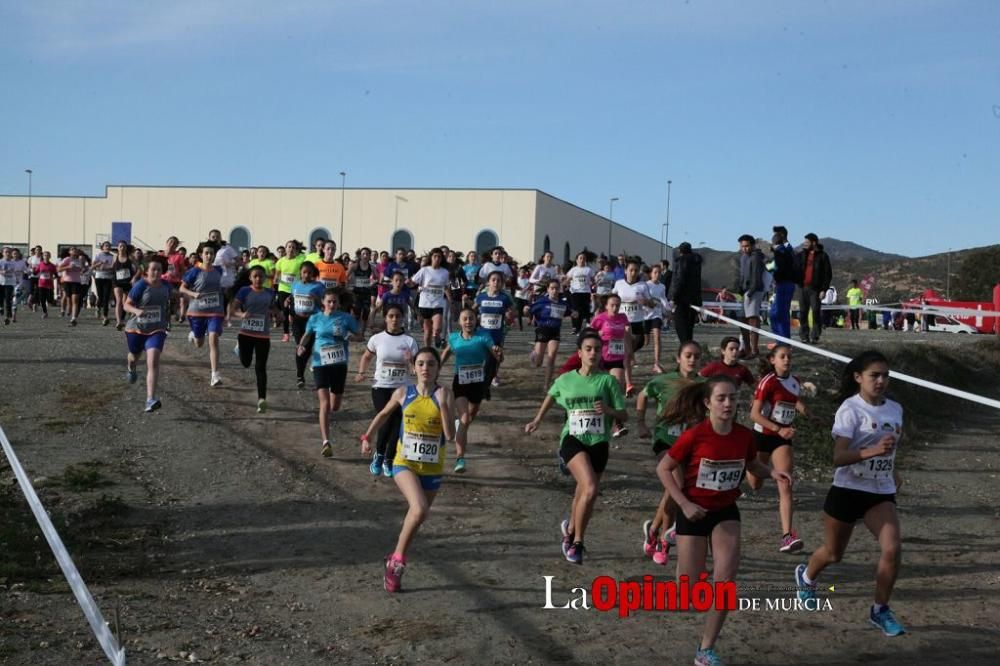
[248,258,276,288]
[846,287,863,307]
[304,252,323,265]
[275,255,306,293]
[643,371,702,446]
[548,370,626,446]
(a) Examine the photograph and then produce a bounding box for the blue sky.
[1,0,997,257]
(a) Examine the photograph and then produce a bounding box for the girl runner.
[524,329,627,565]
[316,240,348,291]
[526,280,572,391]
[593,261,615,317]
[348,247,376,336]
[565,252,595,334]
[360,347,456,593]
[613,257,653,367]
[354,303,419,478]
[230,265,279,413]
[289,262,325,389]
[699,336,755,388]
[795,350,905,637]
[410,247,451,348]
[440,308,501,473]
[636,340,703,565]
[92,241,115,326]
[298,289,362,457]
[181,245,226,387]
[9,249,29,322]
[33,251,57,318]
[644,264,670,373]
[657,376,791,666]
[461,250,480,305]
[112,241,137,330]
[0,247,15,325]
[247,245,276,289]
[749,343,811,553]
[273,240,305,342]
[589,293,632,436]
[473,271,514,390]
[529,251,558,294]
[56,247,85,325]
[122,258,172,412]
[513,266,532,331]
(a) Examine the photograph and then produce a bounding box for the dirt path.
[2,316,998,665]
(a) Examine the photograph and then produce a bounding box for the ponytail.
[836,350,889,402]
[661,375,738,426]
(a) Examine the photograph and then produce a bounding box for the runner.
[440,308,501,473]
[7,249,26,322]
[273,240,305,342]
[247,246,276,288]
[513,265,532,331]
[749,342,810,552]
[304,236,326,264]
[846,280,863,331]
[644,264,670,373]
[89,241,114,326]
[589,293,632,436]
[298,289,362,457]
[159,236,187,323]
[27,246,42,313]
[636,340,703,565]
[112,241,137,330]
[230,265,279,413]
[33,251,57,318]
[473,271,515,390]
[524,329,627,565]
[526,279,572,391]
[376,270,413,326]
[565,252,595,334]
[348,247,376,336]
[699,336,755,388]
[56,246,85,326]
[180,245,226,387]
[613,258,653,363]
[795,350,905,637]
[478,246,514,284]
[657,376,791,666]
[209,230,241,322]
[289,261,325,389]
[529,251,558,294]
[316,240,348,291]
[355,303,419,477]
[461,250,480,304]
[410,247,451,348]
[0,247,16,325]
[122,257,172,412]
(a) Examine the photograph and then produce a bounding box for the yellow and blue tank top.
[392,385,445,476]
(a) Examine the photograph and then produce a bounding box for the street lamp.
[607,197,619,256]
[338,171,346,253]
[25,169,33,246]
[661,179,672,262]
[946,248,951,300]
[394,195,408,232]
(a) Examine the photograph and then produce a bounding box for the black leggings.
[277,291,292,334]
[237,335,270,399]
[569,293,591,333]
[291,315,313,380]
[36,287,51,314]
[95,278,113,317]
[514,297,528,330]
[372,387,403,460]
[1,285,13,319]
[849,309,860,330]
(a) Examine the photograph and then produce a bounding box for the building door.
[391,229,413,252]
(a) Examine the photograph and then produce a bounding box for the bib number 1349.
[695,458,744,491]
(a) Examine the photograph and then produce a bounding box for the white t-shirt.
[530,264,557,285]
[515,277,532,301]
[613,279,650,323]
[411,267,450,309]
[214,244,241,288]
[565,266,594,294]
[479,262,513,283]
[93,251,115,280]
[645,280,669,320]
[831,394,902,494]
[822,286,838,305]
[366,331,419,389]
[0,260,14,286]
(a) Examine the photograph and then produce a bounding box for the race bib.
[423,285,444,298]
[354,277,370,289]
[2,270,12,280]
[480,313,502,329]
[696,458,745,492]
[608,339,625,356]
[666,424,684,437]
[771,401,797,425]
[293,295,315,315]
[322,279,340,289]
[241,315,265,332]
[401,431,441,463]
[457,364,484,385]
[198,293,221,309]
[280,273,294,285]
[571,276,588,291]
[548,304,566,319]
[40,272,52,281]
[568,409,605,436]
[115,269,131,281]
[319,345,346,365]
[851,452,895,479]
[138,308,162,325]
[167,264,177,275]
[377,362,408,384]
[621,301,640,321]
[516,289,531,300]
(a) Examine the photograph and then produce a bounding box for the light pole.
[607,197,619,256]
[394,195,408,232]
[338,171,346,253]
[946,248,951,300]
[661,179,672,262]
[25,169,33,246]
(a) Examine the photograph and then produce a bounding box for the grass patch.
[60,464,113,492]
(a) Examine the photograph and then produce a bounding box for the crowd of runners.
[3,227,908,666]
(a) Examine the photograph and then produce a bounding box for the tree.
[953,246,1000,301]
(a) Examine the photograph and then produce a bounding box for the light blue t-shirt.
[305,310,361,367]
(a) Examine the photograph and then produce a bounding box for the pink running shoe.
[779,532,804,553]
[665,523,677,546]
[383,554,406,592]
[652,540,670,566]
[642,519,657,557]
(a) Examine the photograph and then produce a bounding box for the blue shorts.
[189,316,224,338]
[392,466,442,491]
[126,331,167,356]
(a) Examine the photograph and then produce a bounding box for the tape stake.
[0,426,127,666]
[691,305,1000,411]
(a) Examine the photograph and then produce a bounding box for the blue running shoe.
[453,457,466,473]
[126,369,138,384]
[144,398,161,413]
[369,453,384,477]
[695,646,725,666]
[795,564,817,602]
[382,461,394,478]
[558,453,570,476]
[869,605,905,636]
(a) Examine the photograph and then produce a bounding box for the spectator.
[667,242,702,343]
[720,234,765,358]
[821,283,837,328]
[846,279,863,330]
[794,233,832,343]
[768,226,796,339]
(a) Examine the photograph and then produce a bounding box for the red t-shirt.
[753,372,801,435]
[700,360,754,388]
[669,420,757,511]
[159,251,187,285]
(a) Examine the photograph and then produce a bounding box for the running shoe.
[126,368,138,384]
[321,441,333,458]
[565,541,585,565]
[188,330,196,345]
[3,318,8,326]
[557,453,570,476]
[453,457,466,474]
[665,523,677,546]
[529,349,538,365]
[560,519,573,558]
[625,383,636,398]
[282,333,290,343]
[795,564,817,602]
[115,322,124,331]
[642,519,657,557]
[382,460,394,478]
[102,318,110,326]
[70,319,78,327]
[779,532,804,553]
[369,452,385,477]
[296,377,306,390]
[651,364,664,374]
[869,605,906,637]
[256,399,267,414]
[233,343,240,357]
[491,377,501,388]
[210,372,222,387]
[144,398,162,413]
[612,424,629,438]
[383,554,406,593]
[694,646,725,666]
[42,312,49,319]
[652,540,670,566]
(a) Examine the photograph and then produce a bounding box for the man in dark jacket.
[721,234,766,357]
[668,242,702,343]
[795,233,833,343]
[768,225,797,339]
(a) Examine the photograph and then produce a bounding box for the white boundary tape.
[692,306,1000,411]
[706,299,998,321]
[0,426,127,666]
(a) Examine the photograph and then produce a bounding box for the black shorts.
[352,299,371,318]
[754,431,791,454]
[452,376,486,405]
[823,485,896,524]
[652,439,671,456]
[629,322,646,336]
[644,318,663,333]
[534,326,561,344]
[419,307,444,319]
[313,364,348,394]
[675,502,740,537]
[113,280,132,292]
[559,436,609,475]
[604,359,625,370]
[63,282,87,298]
